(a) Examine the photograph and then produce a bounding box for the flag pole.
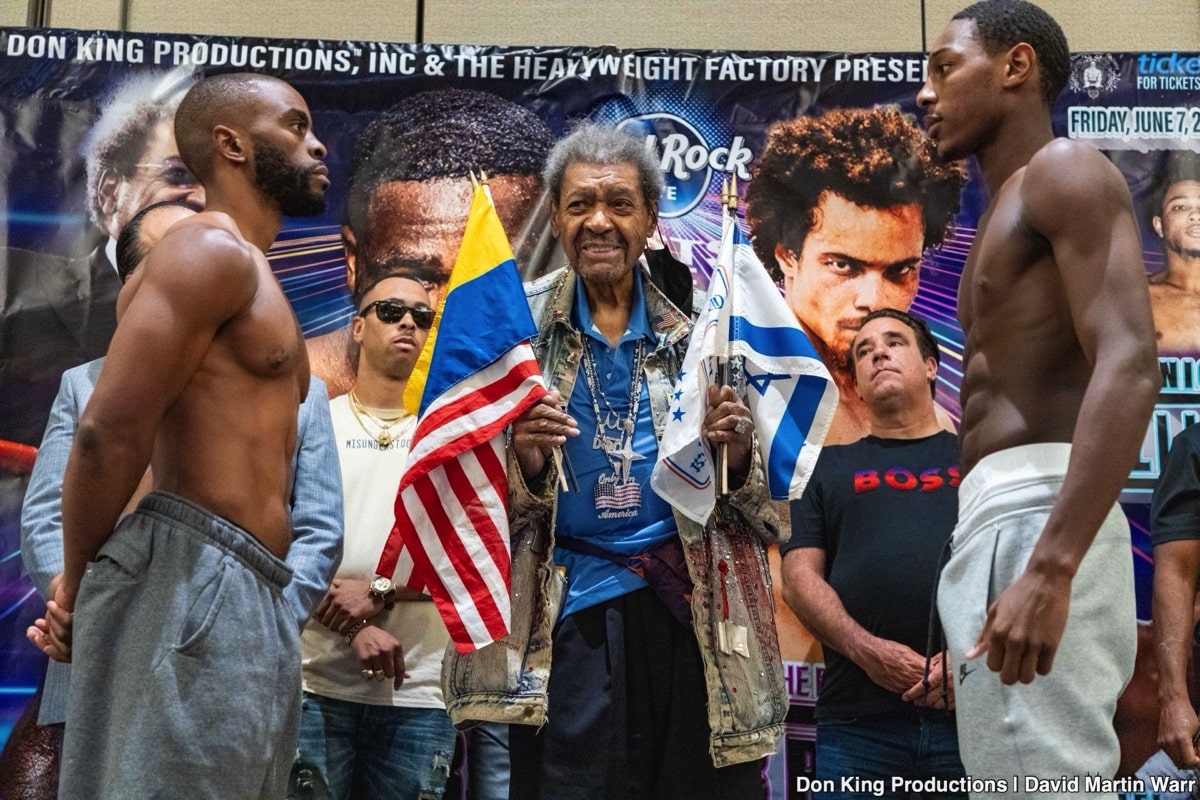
[479,168,496,206]
[715,177,737,497]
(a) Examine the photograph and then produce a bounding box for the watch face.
[371,576,393,595]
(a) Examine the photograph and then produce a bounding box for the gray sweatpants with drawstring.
[60,491,300,799]
[937,444,1135,800]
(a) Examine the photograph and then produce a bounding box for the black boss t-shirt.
[1153,423,1200,548]
[783,431,959,719]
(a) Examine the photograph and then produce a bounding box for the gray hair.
[83,69,194,227]
[542,122,663,212]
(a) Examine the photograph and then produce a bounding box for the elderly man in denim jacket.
[443,123,786,800]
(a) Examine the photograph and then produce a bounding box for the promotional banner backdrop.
[1,26,1197,794]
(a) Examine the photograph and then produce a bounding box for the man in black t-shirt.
[1151,423,1200,769]
[781,308,966,799]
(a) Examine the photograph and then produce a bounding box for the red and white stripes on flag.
[387,351,544,653]
[376,185,546,654]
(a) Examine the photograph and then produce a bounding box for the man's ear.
[213,124,246,166]
[850,359,865,401]
[549,202,563,239]
[1003,42,1036,91]
[350,311,365,345]
[342,224,359,294]
[774,242,799,280]
[97,167,119,220]
[1153,215,1164,239]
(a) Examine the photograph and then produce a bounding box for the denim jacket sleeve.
[723,436,785,545]
[507,448,556,531]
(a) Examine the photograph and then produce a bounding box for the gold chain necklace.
[347,390,406,449]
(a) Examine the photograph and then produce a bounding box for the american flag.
[595,475,641,512]
[375,185,546,654]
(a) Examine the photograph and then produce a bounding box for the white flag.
[651,218,838,522]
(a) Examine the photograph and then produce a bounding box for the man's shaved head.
[174,72,287,181]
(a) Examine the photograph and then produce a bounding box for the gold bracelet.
[345,619,369,644]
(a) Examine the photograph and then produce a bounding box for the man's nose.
[916,80,936,110]
[584,206,613,231]
[179,185,205,209]
[854,273,887,311]
[308,133,327,160]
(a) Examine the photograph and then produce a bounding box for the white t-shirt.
[300,394,449,708]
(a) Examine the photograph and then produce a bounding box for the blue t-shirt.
[556,272,678,618]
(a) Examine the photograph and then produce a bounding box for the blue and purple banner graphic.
[1,28,1197,793]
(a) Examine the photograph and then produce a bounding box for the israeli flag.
[651,218,838,522]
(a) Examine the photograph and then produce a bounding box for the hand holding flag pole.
[473,168,575,494]
[650,189,838,527]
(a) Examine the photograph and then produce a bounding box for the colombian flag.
[377,185,546,653]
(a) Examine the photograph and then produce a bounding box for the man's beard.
[1164,237,1200,261]
[253,140,326,217]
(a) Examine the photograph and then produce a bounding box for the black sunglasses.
[358,300,434,329]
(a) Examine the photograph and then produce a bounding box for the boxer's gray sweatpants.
[937,444,1135,800]
[61,491,300,799]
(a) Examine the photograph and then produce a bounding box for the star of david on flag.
[650,214,838,522]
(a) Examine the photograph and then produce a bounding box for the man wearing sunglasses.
[296,274,455,799]
[357,296,435,328]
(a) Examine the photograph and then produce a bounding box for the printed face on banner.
[1148,177,1200,354]
[99,119,204,241]
[851,315,936,408]
[918,18,1005,162]
[776,192,924,367]
[349,174,542,298]
[1155,180,1200,258]
[550,162,656,287]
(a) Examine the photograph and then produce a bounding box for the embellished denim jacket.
[442,265,788,767]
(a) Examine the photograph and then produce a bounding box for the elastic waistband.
[958,443,1071,524]
[136,491,292,590]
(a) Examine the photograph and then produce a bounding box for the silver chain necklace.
[579,337,647,518]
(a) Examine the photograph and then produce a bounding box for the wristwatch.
[368,575,395,609]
